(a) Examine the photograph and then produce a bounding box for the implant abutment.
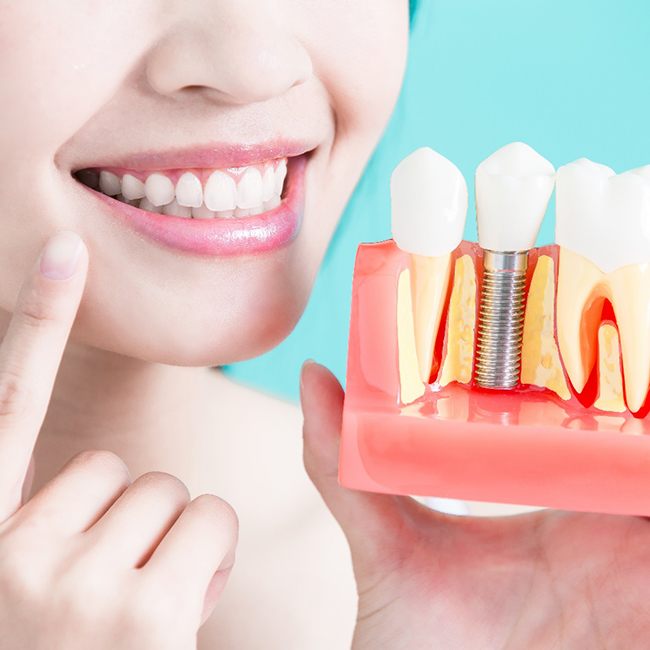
[475,249,529,389]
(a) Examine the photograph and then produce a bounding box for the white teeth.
[262,166,275,202]
[161,199,191,218]
[121,174,145,200]
[234,207,252,217]
[139,197,162,213]
[99,171,121,196]
[191,204,215,219]
[216,209,235,218]
[204,171,237,211]
[475,141,555,251]
[264,195,282,211]
[391,146,467,257]
[556,158,650,273]
[144,173,175,207]
[236,168,263,209]
[275,159,287,196]
[176,172,203,208]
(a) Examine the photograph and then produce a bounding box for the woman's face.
[0,1,409,366]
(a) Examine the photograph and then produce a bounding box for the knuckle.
[68,449,131,484]
[0,368,30,419]
[134,472,190,502]
[191,494,239,533]
[17,288,59,330]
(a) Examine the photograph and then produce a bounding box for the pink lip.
[86,152,308,257]
[77,139,315,172]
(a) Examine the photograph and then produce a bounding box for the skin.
[301,362,650,650]
[0,1,409,648]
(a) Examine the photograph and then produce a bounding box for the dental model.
[391,147,467,383]
[474,142,555,389]
[339,143,650,518]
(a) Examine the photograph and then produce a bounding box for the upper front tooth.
[176,172,203,208]
[274,159,287,196]
[144,173,175,206]
[236,168,263,209]
[205,171,237,211]
[475,141,555,251]
[262,166,275,202]
[390,146,468,383]
[99,171,121,196]
[121,174,145,200]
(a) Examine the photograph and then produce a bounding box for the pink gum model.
[339,240,650,516]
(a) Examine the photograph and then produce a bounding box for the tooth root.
[609,265,650,412]
[594,323,626,413]
[521,255,571,400]
[410,253,452,382]
[176,172,203,208]
[556,248,603,393]
[439,255,477,387]
[397,268,426,404]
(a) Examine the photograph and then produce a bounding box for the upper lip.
[73,139,316,173]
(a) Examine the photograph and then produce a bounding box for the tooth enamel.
[121,174,145,200]
[236,168,263,209]
[145,173,175,207]
[216,209,235,218]
[249,205,264,215]
[176,172,203,208]
[99,171,121,196]
[275,159,287,196]
[264,195,281,210]
[234,207,252,217]
[161,199,191,218]
[262,166,275,202]
[139,197,162,213]
[191,204,215,219]
[204,171,237,211]
[475,141,555,251]
[391,146,468,382]
[556,158,650,411]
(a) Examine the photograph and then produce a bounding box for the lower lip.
[88,153,307,256]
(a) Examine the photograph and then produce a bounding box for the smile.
[73,141,312,256]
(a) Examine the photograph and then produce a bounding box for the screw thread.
[475,250,528,389]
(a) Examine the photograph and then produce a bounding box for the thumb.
[300,360,419,576]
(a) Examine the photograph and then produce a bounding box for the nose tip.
[145,26,313,105]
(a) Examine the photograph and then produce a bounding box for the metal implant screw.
[475,250,528,389]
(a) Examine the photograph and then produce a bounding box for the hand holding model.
[301,361,650,649]
[0,232,238,649]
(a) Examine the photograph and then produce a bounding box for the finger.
[5,450,131,535]
[143,494,238,621]
[83,471,190,568]
[0,231,87,521]
[300,361,451,574]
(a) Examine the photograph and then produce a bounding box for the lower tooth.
[139,197,162,213]
[216,209,235,218]
[234,207,252,217]
[162,200,191,218]
[192,204,216,219]
[249,205,264,215]
[264,195,281,210]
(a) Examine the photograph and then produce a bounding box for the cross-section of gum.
[340,240,650,516]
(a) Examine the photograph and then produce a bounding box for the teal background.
[224,0,650,401]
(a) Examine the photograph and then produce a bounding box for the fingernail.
[299,359,317,393]
[39,231,84,280]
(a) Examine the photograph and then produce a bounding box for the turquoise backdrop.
[224,0,650,401]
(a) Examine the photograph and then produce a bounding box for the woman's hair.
[223,0,429,398]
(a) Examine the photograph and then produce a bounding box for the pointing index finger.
[0,230,87,521]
